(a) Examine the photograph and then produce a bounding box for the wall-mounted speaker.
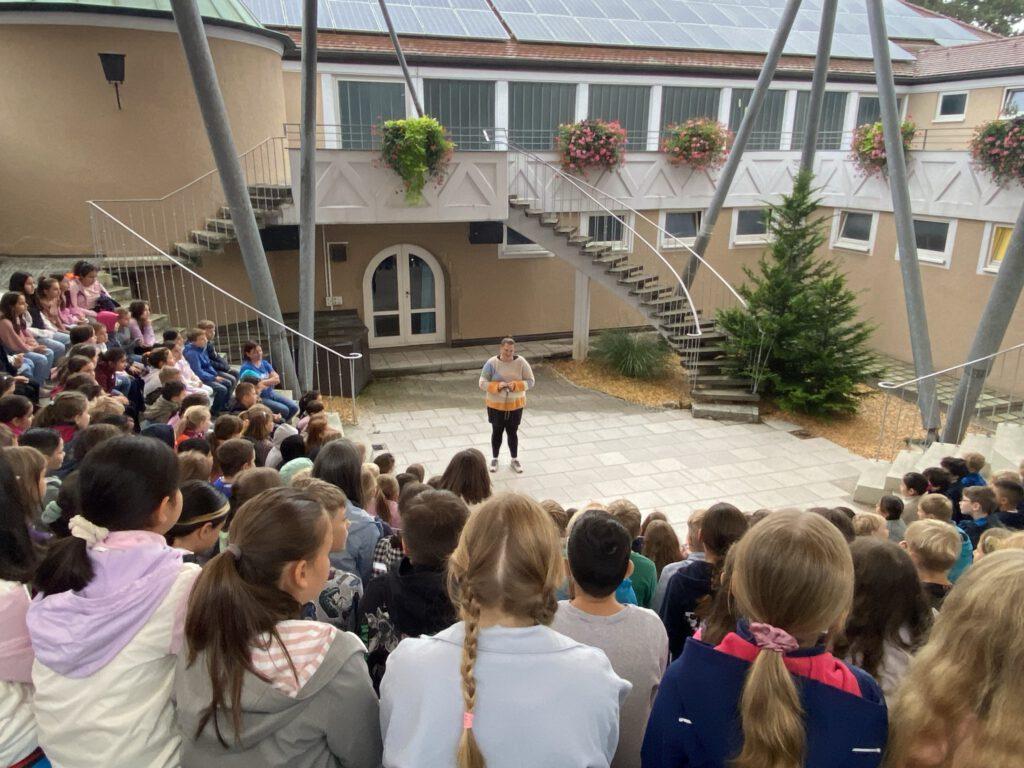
[328,242,348,262]
[469,221,503,244]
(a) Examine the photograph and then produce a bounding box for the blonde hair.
[1002,532,1024,550]
[447,493,563,768]
[729,510,853,768]
[606,498,641,538]
[360,466,384,514]
[977,527,1014,557]
[904,519,961,572]
[885,550,1024,768]
[378,474,399,502]
[918,493,953,523]
[852,512,887,538]
[175,405,211,440]
[961,451,986,473]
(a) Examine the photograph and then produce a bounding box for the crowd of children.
[3,403,1024,768]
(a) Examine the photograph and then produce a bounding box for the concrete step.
[913,441,960,472]
[619,273,657,285]
[593,252,628,265]
[992,422,1024,473]
[205,218,236,234]
[325,411,345,435]
[108,285,133,303]
[217,206,268,224]
[247,184,292,200]
[151,313,170,332]
[175,242,208,261]
[606,262,642,275]
[691,388,759,403]
[854,459,891,506]
[642,295,688,308]
[691,402,760,423]
[508,197,536,209]
[681,359,730,370]
[885,448,924,493]
[957,433,994,476]
[691,374,749,388]
[191,229,233,249]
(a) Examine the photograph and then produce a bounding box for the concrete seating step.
[992,422,1024,473]
[913,441,960,472]
[691,402,760,423]
[691,388,759,403]
[854,459,891,506]
[957,433,994,477]
[885,448,924,493]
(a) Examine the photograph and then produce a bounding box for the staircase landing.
[369,338,572,376]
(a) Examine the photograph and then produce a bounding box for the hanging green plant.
[556,119,628,175]
[660,118,731,171]
[849,120,917,178]
[969,116,1024,186]
[380,116,454,205]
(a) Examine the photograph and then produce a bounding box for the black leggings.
[488,407,522,458]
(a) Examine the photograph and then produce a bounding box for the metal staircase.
[507,143,763,422]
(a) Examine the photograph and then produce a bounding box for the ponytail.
[733,649,805,768]
[32,391,87,429]
[457,593,485,768]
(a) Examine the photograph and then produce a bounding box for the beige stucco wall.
[906,86,1006,150]
[0,20,287,256]
[281,70,325,128]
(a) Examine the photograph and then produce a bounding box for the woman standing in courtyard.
[479,337,534,474]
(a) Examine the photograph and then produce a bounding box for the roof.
[287,29,919,80]
[913,35,1024,81]
[0,0,265,29]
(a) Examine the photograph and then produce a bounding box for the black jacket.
[658,558,715,660]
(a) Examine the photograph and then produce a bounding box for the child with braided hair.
[379,492,630,768]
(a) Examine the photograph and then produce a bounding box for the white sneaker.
[511,459,523,474]
[490,458,498,473]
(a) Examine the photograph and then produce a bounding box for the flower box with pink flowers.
[556,119,628,175]
[970,116,1024,186]
[849,120,917,178]
[660,118,731,171]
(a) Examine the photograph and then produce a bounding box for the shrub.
[661,119,730,171]
[591,330,670,379]
[969,116,1024,186]
[556,119,628,175]
[380,116,454,205]
[850,120,916,178]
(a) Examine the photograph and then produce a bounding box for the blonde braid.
[457,594,485,768]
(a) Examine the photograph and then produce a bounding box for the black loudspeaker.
[259,225,300,252]
[328,242,348,262]
[469,221,503,244]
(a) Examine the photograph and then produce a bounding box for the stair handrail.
[503,138,703,339]
[88,200,364,421]
[878,342,1024,390]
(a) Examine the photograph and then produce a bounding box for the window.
[856,95,906,127]
[500,226,552,259]
[729,89,786,151]
[509,82,576,151]
[982,224,1012,273]
[934,91,968,122]
[588,85,651,151]
[897,217,956,267]
[584,213,631,250]
[660,210,701,249]
[660,87,720,131]
[831,210,876,252]
[731,208,771,246]
[338,81,405,149]
[1003,88,1024,117]
[793,91,848,151]
[423,79,495,150]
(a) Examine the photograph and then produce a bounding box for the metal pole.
[685,0,803,286]
[378,0,423,117]
[942,204,1024,443]
[799,0,838,173]
[865,0,940,437]
[298,0,317,391]
[169,0,299,388]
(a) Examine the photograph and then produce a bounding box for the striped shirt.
[479,355,535,411]
[251,620,338,697]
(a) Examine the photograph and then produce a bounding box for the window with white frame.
[1003,88,1024,117]
[897,217,956,267]
[660,210,702,248]
[831,210,876,252]
[585,213,631,250]
[856,95,906,126]
[500,226,552,259]
[338,80,406,149]
[731,208,771,246]
[982,224,1012,273]
[934,91,968,122]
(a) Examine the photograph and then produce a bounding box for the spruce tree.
[717,169,881,416]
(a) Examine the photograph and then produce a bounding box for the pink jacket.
[0,318,35,354]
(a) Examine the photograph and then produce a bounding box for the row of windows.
[337,79,900,152]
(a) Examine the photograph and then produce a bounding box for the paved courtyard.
[347,365,873,527]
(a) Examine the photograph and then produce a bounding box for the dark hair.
[402,490,471,568]
[48,471,81,538]
[702,502,749,556]
[312,439,365,508]
[165,480,229,545]
[217,438,256,477]
[993,478,1024,508]
[178,437,211,455]
[185,487,328,746]
[34,436,179,595]
[163,329,180,344]
[398,481,430,513]
[68,325,95,345]
[162,380,187,400]
[33,391,88,429]
[71,423,122,463]
[878,494,905,521]
[72,260,98,279]
[922,466,952,493]
[229,468,283,512]
[297,390,321,416]
[0,394,33,424]
[186,328,206,343]
[0,452,40,582]
[69,377,102,400]
[305,401,325,417]
[8,271,33,294]
[902,472,929,496]
[100,348,126,365]
[963,485,999,516]
[178,393,210,417]
[233,381,256,400]
[568,510,632,598]
[405,463,426,482]
[280,434,307,465]
[0,292,25,327]
[939,456,969,480]
[437,448,492,505]
[395,472,417,490]
[642,520,683,578]
[834,538,932,680]
[373,452,396,475]
[641,510,668,536]
[242,340,261,360]
[95,413,132,433]
[811,507,856,543]
[17,427,61,457]
[146,347,172,368]
[129,300,149,324]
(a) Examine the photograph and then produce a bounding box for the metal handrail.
[89,201,364,421]
[503,138,702,339]
[878,342,1024,390]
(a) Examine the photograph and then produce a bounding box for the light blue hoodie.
[331,501,382,584]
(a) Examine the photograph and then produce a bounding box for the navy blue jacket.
[642,638,888,768]
[959,515,1005,548]
[659,559,714,660]
[205,342,233,374]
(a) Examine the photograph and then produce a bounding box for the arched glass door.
[364,245,445,348]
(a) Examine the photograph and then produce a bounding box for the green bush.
[591,330,670,379]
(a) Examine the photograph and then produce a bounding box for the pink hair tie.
[748,622,799,654]
[463,712,475,730]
